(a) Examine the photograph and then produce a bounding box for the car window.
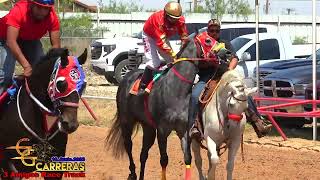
[169,23,207,41]
[132,31,143,39]
[245,39,280,61]
[188,27,207,38]
[221,28,268,42]
[231,37,251,52]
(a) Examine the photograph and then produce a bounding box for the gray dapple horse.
[192,70,257,180]
[105,38,200,180]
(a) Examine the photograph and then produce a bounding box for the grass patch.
[78,99,116,127]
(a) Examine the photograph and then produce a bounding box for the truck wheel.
[104,72,118,85]
[114,59,137,83]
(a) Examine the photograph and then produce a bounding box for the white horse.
[192,70,257,180]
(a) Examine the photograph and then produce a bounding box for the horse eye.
[56,77,68,93]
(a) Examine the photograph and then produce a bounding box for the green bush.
[293,36,308,44]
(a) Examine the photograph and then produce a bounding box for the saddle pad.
[129,78,141,95]
[129,71,164,96]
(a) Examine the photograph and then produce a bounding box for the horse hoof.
[127,174,137,180]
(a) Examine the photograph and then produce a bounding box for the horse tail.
[105,109,125,158]
[105,75,140,159]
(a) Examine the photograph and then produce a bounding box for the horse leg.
[44,132,68,180]
[157,129,170,180]
[207,136,219,180]
[180,132,192,180]
[122,124,138,180]
[1,160,21,180]
[139,124,156,180]
[226,136,241,180]
[191,140,205,180]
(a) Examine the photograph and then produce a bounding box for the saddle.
[195,78,220,138]
[129,64,170,96]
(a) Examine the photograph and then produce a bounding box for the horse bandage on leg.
[185,165,192,180]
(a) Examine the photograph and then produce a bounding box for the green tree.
[293,36,308,45]
[55,0,74,18]
[0,0,16,10]
[205,0,253,19]
[194,5,210,13]
[100,1,143,13]
[59,14,98,37]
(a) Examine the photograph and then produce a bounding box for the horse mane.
[35,48,67,66]
[176,37,196,59]
[218,70,244,87]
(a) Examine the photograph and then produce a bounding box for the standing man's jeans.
[0,40,44,92]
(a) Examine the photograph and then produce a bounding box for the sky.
[81,0,320,16]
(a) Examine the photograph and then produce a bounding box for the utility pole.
[97,0,102,27]
[265,0,270,14]
[194,0,197,11]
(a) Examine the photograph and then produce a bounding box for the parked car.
[304,81,320,123]
[255,49,320,127]
[90,23,277,84]
[231,32,315,87]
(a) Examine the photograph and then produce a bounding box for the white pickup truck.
[231,32,313,87]
[90,24,278,84]
[90,22,208,84]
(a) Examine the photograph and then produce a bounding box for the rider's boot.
[245,108,272,138]
[137,66,154,96]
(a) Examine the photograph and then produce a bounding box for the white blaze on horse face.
[228,81,248,115]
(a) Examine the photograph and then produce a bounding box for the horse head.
[29,48,87,134]
[218,70,257,121]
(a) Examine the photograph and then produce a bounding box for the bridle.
[170,37,219,84]
[214,80,248,127]
[226,82,248,122]
[16,56,85,142]
[25,78,79,115]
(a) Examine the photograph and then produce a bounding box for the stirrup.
[189,127,202,141]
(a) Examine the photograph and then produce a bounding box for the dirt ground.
[65,73,320,180]
[65,125,320,180]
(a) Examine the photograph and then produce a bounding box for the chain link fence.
[41,28,109,56]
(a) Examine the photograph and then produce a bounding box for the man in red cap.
[0,0,60,94]
[137,1,188,95]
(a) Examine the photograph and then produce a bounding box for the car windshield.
[307,49,320,60]
[132,31,142,39]
[231,37,251,52]
[188,27,208,38]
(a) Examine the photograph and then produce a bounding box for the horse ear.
[78,48,87,65]
[244,87,258,96]
[61,49,69,68]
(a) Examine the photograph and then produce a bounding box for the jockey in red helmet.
[0,0,60,94]
[137,1,189,95]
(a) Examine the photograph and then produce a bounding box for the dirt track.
[66,125,320,180]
